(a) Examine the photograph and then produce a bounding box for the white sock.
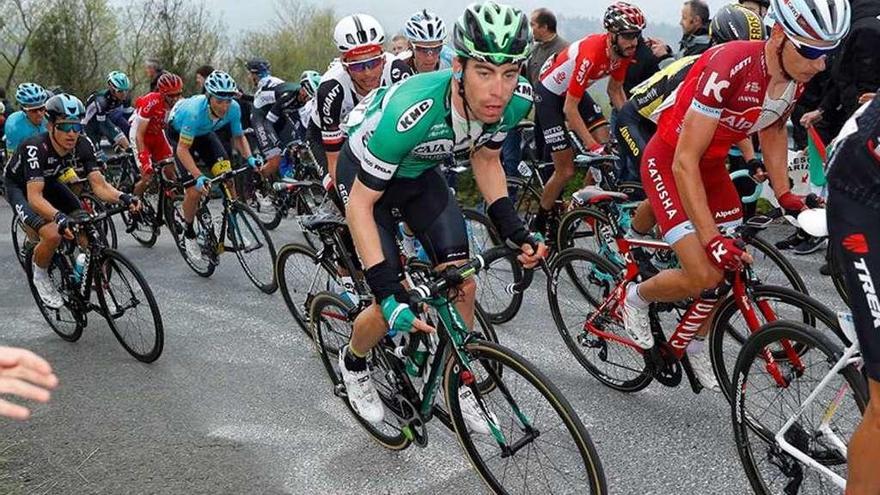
[626,283,650,309]
[32,263,47,281]
[689,336,706,354]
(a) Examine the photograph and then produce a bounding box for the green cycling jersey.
[343,69,533,191]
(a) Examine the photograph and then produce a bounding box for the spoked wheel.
[732,321,866,495]
[276,242,340,337]
[462,208,523,324]
[557,207,624,266]
[547,248,652,392]
[80,193,118,249]
[11,214,35,271]
[291,182,328,250]
[26,251,85,341]
[167,198,217,277]
[120,194,160,247]
[248,173,283,231]
[506,176,543,226]
[710,285,845,403]
[228,202,277,294]
[444,340,607,494]
[96,249,164,362]
[746,235,808,295]
[827,242,850,306]
[310,292,412,450]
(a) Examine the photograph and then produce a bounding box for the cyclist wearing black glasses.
[4,94,138,308]
[310,14,412,185]
[166,70,262,262]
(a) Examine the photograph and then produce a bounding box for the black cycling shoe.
[793,235,827,255]
[775,229,809,250]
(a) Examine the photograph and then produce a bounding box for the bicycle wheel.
[557,206,624,266]
[827,242,850,306]
[310,292,411,450]
[462,208,523,324]
[445,339,607,494]
[276,242,339,337]
[80,193,118,249]
[746,234,808,295]
[506,176,544,226]
[120,192,160,247]
[291,182,328,250]
[26,251,85,342]
[11,213,33,270]
[167,198,217,277]
[248,173,283,231]
[548,248,652,392]
[95,249,164,362]
[710,285,846,403]
[732,320,866,494]
[228,202,277,294]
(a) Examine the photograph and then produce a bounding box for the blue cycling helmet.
[246,58,271,78]
[15,83,48,109]
[299,70,321,98]
[107,71,132,91]
[45,93,85,122]
[204,70,238,99]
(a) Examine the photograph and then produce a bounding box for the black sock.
[344,346,367,372]
[184,222,196,239]
[532,207,551,233]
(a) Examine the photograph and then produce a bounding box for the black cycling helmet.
[246,58,271,77]
[710,4,766,45]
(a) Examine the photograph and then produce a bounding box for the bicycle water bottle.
[405,340,429,378]
[73,252,87,282]
[279,156,295,179]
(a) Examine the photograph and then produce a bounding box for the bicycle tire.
[168,199,217,277]
[548,248,652,392]
[228,201,278,294]
[26,250,85,342]
[444,339,607,494]
[732,320,866,494]
[81,193,118,250]
[746,234,808,295]
[827,241,850,306]
[121,193,160,247]
[462,208,524,324]
[310,292,412,450]
[11,213,31,270]
[96,249,164,362]
[276,242,339,337]
[709,284,846,403]
[292,182,327,250]
[556,206,623,265]
[249,172,284,231]
[506,176,544,226]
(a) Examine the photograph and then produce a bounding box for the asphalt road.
[0,201,847,494]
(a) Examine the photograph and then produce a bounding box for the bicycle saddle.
[300,211,346,232]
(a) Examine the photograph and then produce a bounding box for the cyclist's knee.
[679,257,724,296]
[39,224,62,246]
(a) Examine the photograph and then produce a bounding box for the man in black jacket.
[650,0,711,66]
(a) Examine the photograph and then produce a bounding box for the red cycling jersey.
[134,92,170,136]
[655,40,803,159]
[538,33,630,99]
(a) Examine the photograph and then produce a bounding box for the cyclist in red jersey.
[130,72,183,197]
[530,2,644,235]
[621,0,850,391]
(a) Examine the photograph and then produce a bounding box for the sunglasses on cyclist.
[413,45,443,56]
[164,92,183,99]
[343,56,383,73]
[785,33,837,60]
[25,106,47,114]
[55,122,84,133]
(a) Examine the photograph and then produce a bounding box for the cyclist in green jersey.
[336,1,547,427]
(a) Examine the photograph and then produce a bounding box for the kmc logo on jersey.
[396,99,433,132]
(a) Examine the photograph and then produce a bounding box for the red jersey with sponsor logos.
[134,92,170,136]
[538,33,630,99]
[656,41,803,160]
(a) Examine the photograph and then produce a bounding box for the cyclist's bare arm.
[607,78,626,111]
[134,117,148,154]
[86,170,126,204]
[757,121,793,197]
[563,93,600,149]
[232,134,252,161]
[672,110,721,245]
[736,137,756,162]
[326,150,339,183]
[471,146,507,205]
[175,141,201,179]
[346,179,386,269]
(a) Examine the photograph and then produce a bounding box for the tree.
[0,0,46,92]
[28,0,119,97]
[235,0,337,86]
[120,0,225,93]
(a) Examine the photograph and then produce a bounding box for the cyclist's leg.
[252,110,282,178]
[827,188,880,492]
[168,128,203,226]
[6,181,54,266]
[33,181,81,268]
[534,85,574,228]
[405,169,474,329]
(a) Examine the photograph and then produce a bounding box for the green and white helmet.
[453,1,532,65]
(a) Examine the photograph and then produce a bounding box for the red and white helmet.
[156,72,183,95]
[604,2,646,34]
[334,14,385,58]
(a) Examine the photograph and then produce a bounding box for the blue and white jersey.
[3,111,47,154]
[168,95,243,143]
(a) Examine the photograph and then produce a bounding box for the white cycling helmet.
[768,0,850,45]
[334,14,385,56]
[404,10,447,43]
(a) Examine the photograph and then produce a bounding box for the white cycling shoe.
[338,346,385,424]
[184,237,203,262]
[688,348,720,392]
[622,285,654,349]
[458,386,498,435]
[33,273,63,309]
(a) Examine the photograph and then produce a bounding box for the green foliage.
[234,0,337,85]
[28,0,118,97]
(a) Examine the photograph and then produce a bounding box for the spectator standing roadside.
[144,58,167,92]
[651,0,711,67]
[195,65,214,95]
[389,34,409,56]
